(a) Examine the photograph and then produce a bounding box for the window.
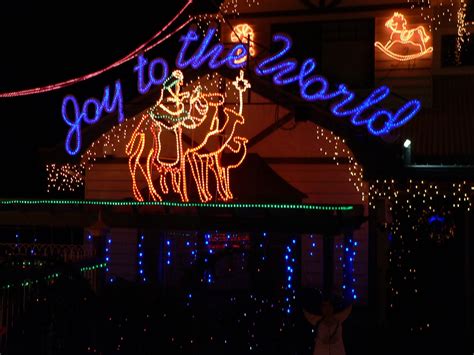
[441,35,474,67]
[271,19,375,88]
[466,0,474,22]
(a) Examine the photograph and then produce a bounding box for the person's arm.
[303,309,322,326]
[334,304,352,322]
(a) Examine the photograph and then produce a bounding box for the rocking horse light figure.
[375,12,433,61]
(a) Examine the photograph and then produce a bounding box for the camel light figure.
[183,70,251,202]
[375,12,433,61]
[126,70,251,202]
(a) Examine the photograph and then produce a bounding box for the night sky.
[0,0,197,197]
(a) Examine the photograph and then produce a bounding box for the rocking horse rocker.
[375,12,433,61]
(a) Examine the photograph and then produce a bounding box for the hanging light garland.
[315,126,366,202]
[455,0,470,64]
[408,0,472,64]
[193,0,260,37]
[0,2,193,98]
[369,179,472,332]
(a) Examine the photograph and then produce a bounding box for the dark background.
[0,0,198,197]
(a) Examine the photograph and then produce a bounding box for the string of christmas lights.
[137,235,146,282]
[369,179,472,332]
[336,237,358,300]
[105,237,114,283]
[193,0,260,36]
[408,0,473,64]
[315,126,366,202]
[0,198,355,210]
[283,239,297,316]
[0,1,193,98]
[455,0,470,64]
[1,262,106,290]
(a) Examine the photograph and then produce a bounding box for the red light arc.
[0,0,193,98]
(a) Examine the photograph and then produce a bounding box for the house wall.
[83,0,469,302]
[84,80,370,301]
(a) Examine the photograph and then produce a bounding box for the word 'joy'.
[62,26,421,155]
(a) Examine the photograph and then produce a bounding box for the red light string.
[0,0,193,98]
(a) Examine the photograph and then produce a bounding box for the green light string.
[1,262,106,290]
[0,199,354,211]
[149,111,188,123]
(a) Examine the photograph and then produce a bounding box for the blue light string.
[309,234,317,257]
[186,292,192,308]
[138,235,146,282]
[191,240,198,264]
[105,237,114,283]
[31,235,37,256]
[166,239,171,266]
[204,233,213,284]
[283,238,297,315]
[340,237,358,300]
[260,232,267,262]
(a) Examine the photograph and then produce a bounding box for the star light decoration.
[232,69,251,114]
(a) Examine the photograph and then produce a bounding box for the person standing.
[303,299,352,355]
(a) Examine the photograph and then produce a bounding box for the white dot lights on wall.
[369,179,472,332]
[315,126,366,202]
[408,0,472,64]
[46,163,85,193]
[193,0,260,38]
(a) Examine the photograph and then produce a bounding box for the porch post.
[464,210,471,340]
[369,197,389,327]
[323,234,334,295]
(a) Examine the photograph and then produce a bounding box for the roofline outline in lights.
[0,199,354,211]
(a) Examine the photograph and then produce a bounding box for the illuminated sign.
[208,233,251,250]
[375,12,433,61]
[63,25,422,156]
